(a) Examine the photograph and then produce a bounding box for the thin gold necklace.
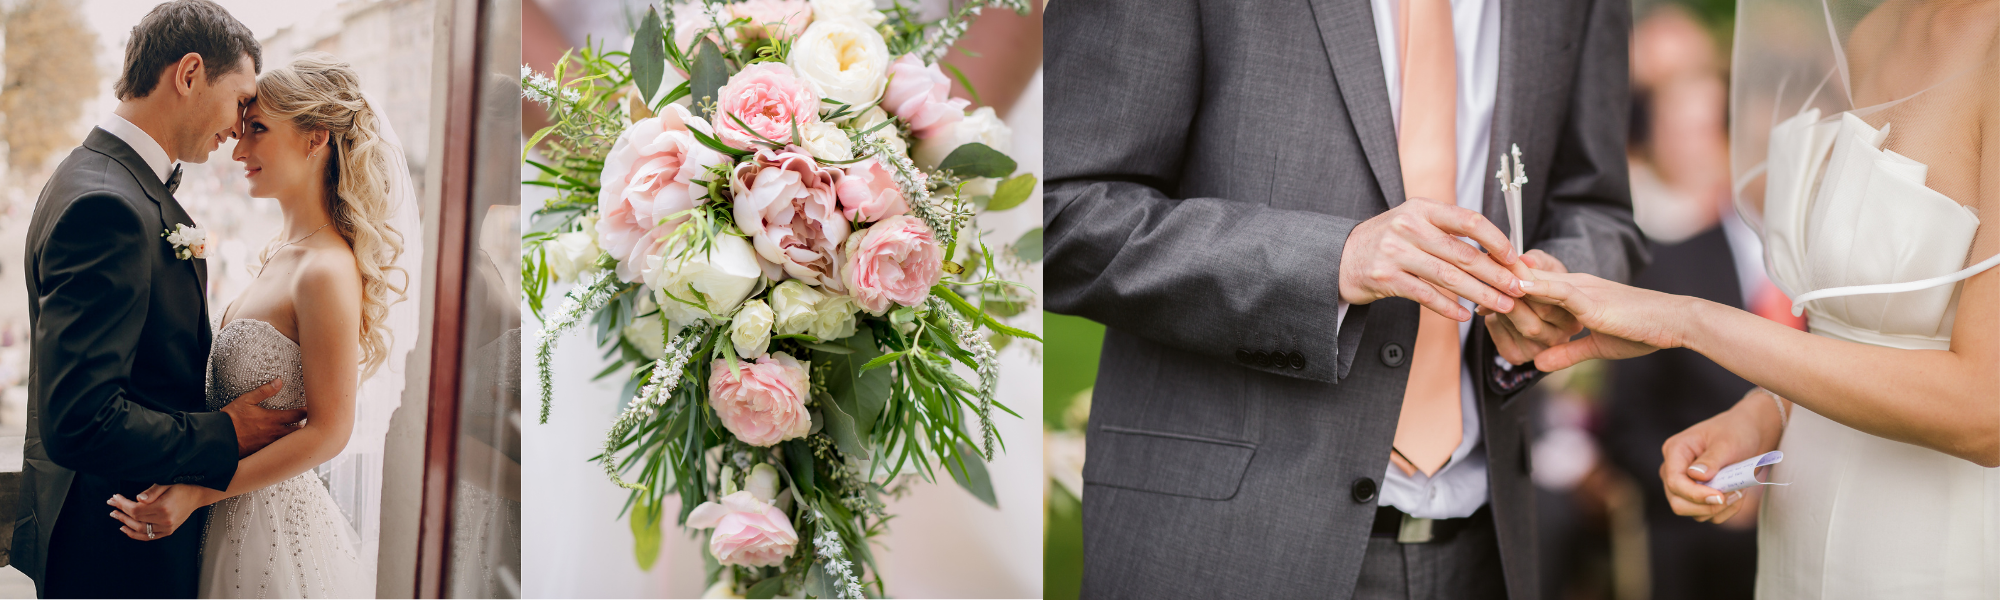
[258,222,332,276]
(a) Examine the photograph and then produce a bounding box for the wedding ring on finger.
[145,522,155,539]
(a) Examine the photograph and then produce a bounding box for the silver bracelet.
[1756,387,1789,429]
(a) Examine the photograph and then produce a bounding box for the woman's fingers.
[135,484,170,504]
[108,509,163,541]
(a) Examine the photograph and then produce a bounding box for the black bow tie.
[165,164,182,195]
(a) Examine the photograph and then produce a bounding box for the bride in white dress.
[106,53,420,599]
[1507,0,1997,596]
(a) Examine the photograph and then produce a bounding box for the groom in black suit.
[14,2,306,597]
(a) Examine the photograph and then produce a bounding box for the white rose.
[914,106,1012,196]
[798,121,853,162]
[730,299,775,359]
[621,295,668,359]
[546,230,603,282]
[768,279,827,336]
[853,106,908,159]
[644,234,765,329]
[809,0,885,26]
[786,20,890,111]
[808,294,859,341]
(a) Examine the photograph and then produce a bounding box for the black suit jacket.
[1600,225,1758,600]
[15,127,238,598]
[1045,0,1645,597]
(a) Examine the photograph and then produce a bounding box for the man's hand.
[1484,250,1585,365]
[221,378,304,457]
[1339,197,1525,321]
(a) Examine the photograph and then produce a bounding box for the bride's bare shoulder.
[289,241,363,321]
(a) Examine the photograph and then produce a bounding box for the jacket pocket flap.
[1085,426,1256,500]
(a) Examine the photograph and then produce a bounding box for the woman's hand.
[107,484,210,541]
[1660,389,1787,525]
[1517,270,1701,371]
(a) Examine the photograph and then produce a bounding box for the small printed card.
[1704,451,1789,493]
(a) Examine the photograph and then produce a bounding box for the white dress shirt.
[99,112,178,186]
[1330,0,1500,519]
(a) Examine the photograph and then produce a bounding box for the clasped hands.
[108,377,304,541]
[1339,197,1582,365]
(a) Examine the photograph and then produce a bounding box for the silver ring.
[145,523,155,539]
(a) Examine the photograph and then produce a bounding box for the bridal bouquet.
[522,0,1037,596]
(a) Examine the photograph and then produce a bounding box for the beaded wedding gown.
[197,319,372,598]
[1731,1,2000,596]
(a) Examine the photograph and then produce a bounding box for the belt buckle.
[1397,513,1434,544]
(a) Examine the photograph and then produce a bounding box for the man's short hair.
[113,0,262,101]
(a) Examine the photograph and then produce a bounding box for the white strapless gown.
[198,319,373,598]
[1753,109,2000,598]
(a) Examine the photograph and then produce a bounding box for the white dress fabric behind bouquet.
[1730,0,2000,597]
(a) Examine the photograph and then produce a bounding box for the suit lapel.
[1482,0,1523,239]
[82,128,210,312]
[1307,0,1406,209]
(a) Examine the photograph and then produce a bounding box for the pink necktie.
[1389,0,1462,478]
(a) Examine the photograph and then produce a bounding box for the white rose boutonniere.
[161,224,209,260]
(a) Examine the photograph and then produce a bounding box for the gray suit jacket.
[1044,0,1644,597]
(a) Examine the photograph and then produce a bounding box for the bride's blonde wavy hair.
[255,53,407,379]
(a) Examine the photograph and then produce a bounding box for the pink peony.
[881,54,968,139]
[596,104,729,282]
[732,147,851,289]
[685,491,799,567]
[708,352,812,447]
[729,0,812,41]
[714,64,819,151]
[835,158,908,223]
[842,215,943,315]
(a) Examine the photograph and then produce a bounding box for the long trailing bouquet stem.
[522,1,1041,597]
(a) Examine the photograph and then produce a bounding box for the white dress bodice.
[1753,110,2000,598]
[198,319,373,599]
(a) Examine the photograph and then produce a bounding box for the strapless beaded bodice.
[205,319,307,411]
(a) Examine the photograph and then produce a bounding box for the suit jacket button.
[1381,343,1406,367]
[1286,352,1306,369]
[1351,477,1378,503]
[1236,349,1254,365]
[1254,351,1273,367]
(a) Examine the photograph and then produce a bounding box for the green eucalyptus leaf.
[945,442,999,508]
[745,576,783,599]
[820,328,890,439]
[1014,227,1044,262]
[690,38,731,117]
[986,173,1037,211]
[819,394,867,459]
[783,438,816,494]
[806,562,835,599]
[937,142,1017,179]
[631,7,667,104]
[629,497,664,570]
[802,341,854,354]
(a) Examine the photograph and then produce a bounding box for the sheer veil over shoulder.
[198,92,422,599]
[1729,0,1999,596]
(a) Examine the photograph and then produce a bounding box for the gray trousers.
[1352,509,1510,600]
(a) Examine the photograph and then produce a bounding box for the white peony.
[644,234,766,328]
[808,294,859,342]
[768,279,827,336]
[164,224,210,260]
[546,229,603,282]
[786,20,890,112]
[730,299,775,359]
[809,0,885,26]
[853,106,908,160]
[798,120,854,162]
[914,105,1012,196]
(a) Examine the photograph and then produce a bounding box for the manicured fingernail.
[1688,464,1707,474]
[1706,495,1723,505]
[1728,491,1743,504]
[137,494,148,501]
[1519,280,1534,289]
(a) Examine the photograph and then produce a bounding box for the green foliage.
[936,142,1017,179]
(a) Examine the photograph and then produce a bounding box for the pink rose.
[714,62,820,151]
[709,352,812,447]
[842,215,942,314]
[835,158,908,222]
[596,104,729,282]
[882,54,968,139]
[729,0,812,41]
[685,491,799,567]
[732,147,851,289]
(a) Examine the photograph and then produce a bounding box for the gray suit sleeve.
[1043,0,1360,383]
[1533,0,1648,283]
